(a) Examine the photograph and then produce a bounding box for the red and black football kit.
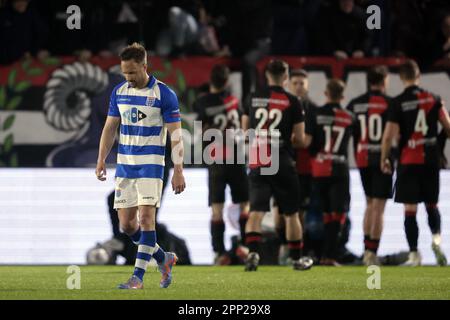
[194,90,249,255]
[243,85,305,261]
[387,85,445,252]
[305,103,353,260]
[243,85,305,215]
[387,85,443,204]
[295,97,316,211]
[347,90,393,199]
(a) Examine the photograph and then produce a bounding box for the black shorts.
[359,166,393,199]
[208,164,249,205]
[298,174,312,211]
[312,174,350,213]
[249,156,300,215]
[394,165,440,204]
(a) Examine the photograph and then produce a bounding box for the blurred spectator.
[155,1,203,57]
[389,0,428,62]
[390,0,450,67]
[0,0,49,65]
[314,0,372,59]
[429,13,450,64]
[271,0,321,55]
[196,6,230,56]
[221,0,273,96]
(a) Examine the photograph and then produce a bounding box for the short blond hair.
[120,42,147,64]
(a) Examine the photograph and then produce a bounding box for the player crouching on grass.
[96,43,186,289]
[241,60,313,271]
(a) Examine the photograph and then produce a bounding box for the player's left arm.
[162,85,185,194]
[166,121,186,194]
[241,94,251,132]
[241,115,249,132]
[301,102,314,148]
[438,101,450,138]
[302,133,313,148]
[292,122,306,148]
[291,97,306,148]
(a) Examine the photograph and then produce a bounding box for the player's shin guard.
[239,212,249,244]
[425,203,441,235]
[287,240,303,261]
[404,210,419,252]
[245,232,262,254]
[210,219,226,254]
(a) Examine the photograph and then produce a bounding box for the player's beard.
[128,81,136,88]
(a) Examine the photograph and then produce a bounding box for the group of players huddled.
[194,59,450,271]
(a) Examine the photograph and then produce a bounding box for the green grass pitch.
[0,265,449,300]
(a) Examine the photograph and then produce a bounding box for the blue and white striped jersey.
[108,75,181,179]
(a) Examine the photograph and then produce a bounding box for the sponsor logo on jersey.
[123,107,147,123]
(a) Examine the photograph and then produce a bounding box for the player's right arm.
[96,86,121,181]
[380,98,401,174]
[96,116,120,181]
[380,121,399,174]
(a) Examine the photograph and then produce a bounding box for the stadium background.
[1,0,450,266]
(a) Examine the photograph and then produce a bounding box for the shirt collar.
[127,75,156,89]
[147,75,156,88]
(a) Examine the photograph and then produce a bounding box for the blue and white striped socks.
[133,230,166,281]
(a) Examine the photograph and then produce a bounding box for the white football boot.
[402,251,422,267]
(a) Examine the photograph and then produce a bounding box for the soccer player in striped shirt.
[96,43,186,289]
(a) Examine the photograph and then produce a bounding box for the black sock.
[275,226,287,245]
[404,211,419,252]
[364,234,370,251]
[210,219,225,254]
[322,213,341,259]
[239,212,248,245]
[245,232,262,254]
[367,239,380,254]
[426,204,441,234]
[287,240,303,260]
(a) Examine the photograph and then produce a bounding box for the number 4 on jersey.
[415,109,428,135]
